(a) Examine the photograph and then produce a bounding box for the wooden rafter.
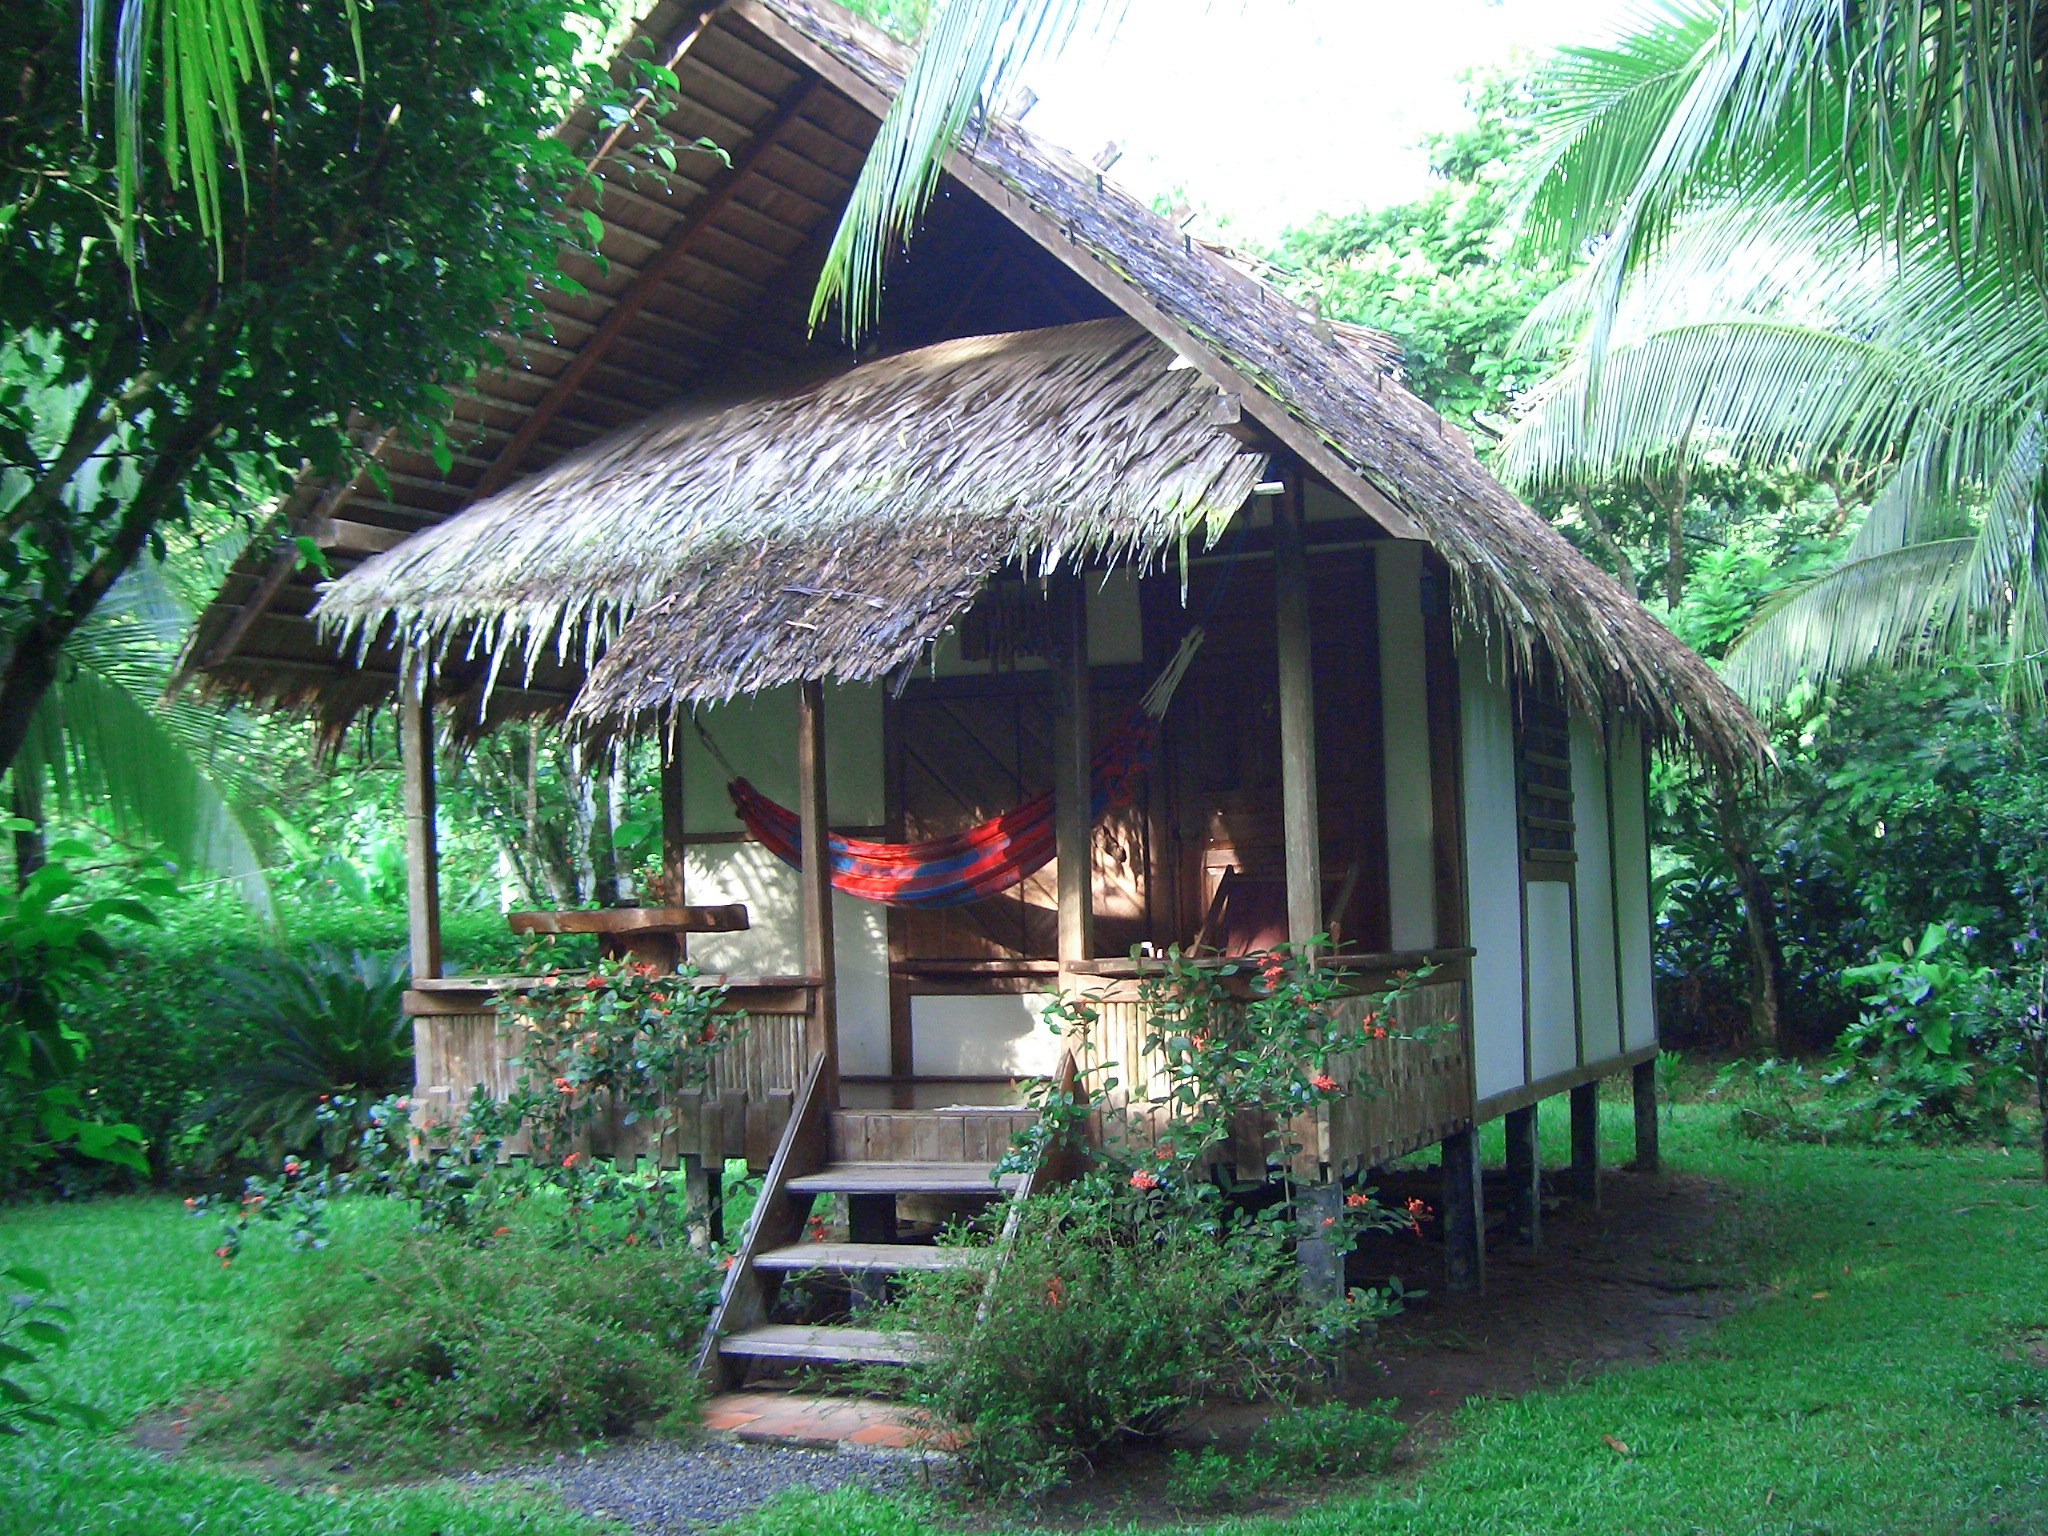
[467,76,832,503]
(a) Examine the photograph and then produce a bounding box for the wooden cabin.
[182,0,1762,1367]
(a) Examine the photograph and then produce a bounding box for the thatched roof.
[185,0,1763,768]
[317,319,1263,722]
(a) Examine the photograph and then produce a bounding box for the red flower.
[1311,1073,1338,1093]
[562,1152,580,1168]
[1344,1192,1374,1209]
[1129,1169,1159,1191]
[493,1226,512,1237]
[1045,1276,1066,1308]
[554,1076,574,1094]
[1405,1196,1431,1234]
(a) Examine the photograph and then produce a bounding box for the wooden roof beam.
[469,78,832,502]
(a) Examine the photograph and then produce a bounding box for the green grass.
[742,1100,2048,1536]
[0,1198,606,1536]
[7,1110,2048,1535]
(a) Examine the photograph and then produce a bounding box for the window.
[1516,683,1574,870]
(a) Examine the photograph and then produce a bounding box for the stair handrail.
[694,1048,830,1385]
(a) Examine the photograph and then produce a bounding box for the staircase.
[696,1059,1055,1390]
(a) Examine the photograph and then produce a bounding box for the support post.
[1441,1126,1485,1294]
[1053,573,1094,987]
[797,680,839,1104]
[399,673,442,983]
[1273,478,1321,953]
[1632,1059,1661,1173]
[660,723,688,964]
[1570,1081,1602,1207]
[1504,1103,1540,1248]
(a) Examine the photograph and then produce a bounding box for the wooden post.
[1504,1103,1540,1248]
[1632,1059,1661,1173]
[797,680,839,1104]
[1053,573,1094,986]
[1441,1126,1485,1294]
[660,722,687,964]
[399,673,441,983]
[1273,479,1321,952]
[1570,1080,1601,1207]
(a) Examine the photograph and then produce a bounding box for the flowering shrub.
[191,962,744,1262]
[495,956,742,1162]
[893,942,1433,1493]
[882,1171,1406,1494]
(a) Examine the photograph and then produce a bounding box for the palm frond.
[810,0,1106,339]
[82,0,361,277]
[23,578,275,920]
[1720,537,1976,705]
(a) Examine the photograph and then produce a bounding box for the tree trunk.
[1714,771,1787,1052]
[1665,494,1688,610]
[589,760,619,906]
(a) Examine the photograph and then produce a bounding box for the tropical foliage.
[1504,0,2048,708]
[1,0,663,776]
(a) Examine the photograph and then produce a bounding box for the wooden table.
[507,905,749,969]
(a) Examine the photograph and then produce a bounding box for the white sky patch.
[1019,0,1628,242]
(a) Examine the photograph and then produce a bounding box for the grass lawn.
[4,1101,2047,1536]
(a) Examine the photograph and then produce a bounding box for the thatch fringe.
[316,319,1265,727]
[757,0,1766,769]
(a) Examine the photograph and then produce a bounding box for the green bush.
[880,1174,1393,1495]
[202,948,412,1167]
[1252,1399,1403,1476]
[198,1225,719,1470]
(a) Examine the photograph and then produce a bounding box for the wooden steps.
[698,1060,1077,1393]
[754,1241,984,1275]
[785,1161,1018,1197]
[719,1323,929,1366]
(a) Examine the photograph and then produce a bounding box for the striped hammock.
[723,629,1204,909]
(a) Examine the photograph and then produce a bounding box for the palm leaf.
[82,0,362,278]
[1720,537,1976,705]
[18,572,274,920]
[810,0,1106,339]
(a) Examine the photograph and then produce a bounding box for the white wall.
[1459,640,1526,1101]
[1525,880,1578,1079]
[1610,722,1658,1052]
[910,994,1061,1077]
[1572,714,1623,1064]
[1376,543,1436,950]
[679,683,892,1078]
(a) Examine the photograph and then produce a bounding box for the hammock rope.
[710,627,1205,909]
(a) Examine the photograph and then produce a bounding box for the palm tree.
[1504,0,2048,709]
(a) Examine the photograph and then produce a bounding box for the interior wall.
[909,993,1061,1078]
[1572,714,1624,1063]
[678,683,892,1078]
[1376,542,1436,950]
[1610,722,1658,1052]
[1458,639,1526,1101]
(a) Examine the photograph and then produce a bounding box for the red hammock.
[722,630,1203,909]
[729,713,1153,908]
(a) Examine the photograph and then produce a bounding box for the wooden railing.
[1057,951,1475,1180]
[405,975,818,1170]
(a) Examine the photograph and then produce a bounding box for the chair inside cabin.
[1191,863,1360,956]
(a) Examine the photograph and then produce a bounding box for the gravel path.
[476,1439,952,1533]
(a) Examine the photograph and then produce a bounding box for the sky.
[1019,0,1629,243]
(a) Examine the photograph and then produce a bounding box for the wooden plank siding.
[409,993,811,1170]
